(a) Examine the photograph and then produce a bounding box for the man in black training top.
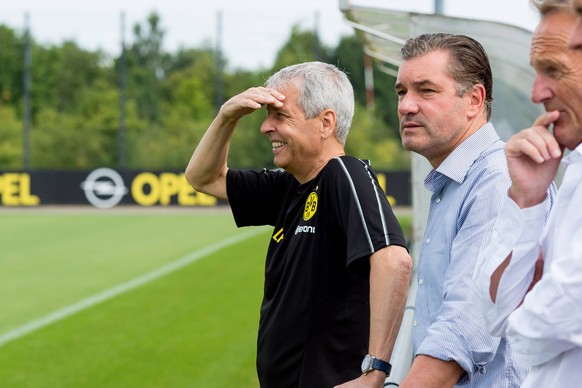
[186,61,411,388]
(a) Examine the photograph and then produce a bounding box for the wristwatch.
[360,354,392,376]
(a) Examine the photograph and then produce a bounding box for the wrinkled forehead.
[530,12,576,60]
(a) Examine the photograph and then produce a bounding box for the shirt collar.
[562,143,582,167]
[438,123,501,182]
[424,123,501,192]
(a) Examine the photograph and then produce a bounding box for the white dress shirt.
[474,144,582,387]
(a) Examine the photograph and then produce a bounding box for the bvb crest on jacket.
[303,192,318,221]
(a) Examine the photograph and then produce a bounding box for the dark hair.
[401,33,493,120]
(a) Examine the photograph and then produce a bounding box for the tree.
[163,46,216,118]
[31,41,108,115]
[325,35,409,169]
[271,25,330,71]
[0,25,25,168]
[28,41,118,168]
[124,12,171,123]
[331,35,400,139]
[0,104,22,167]
[0,14,411,171]
[345,104,410,171]
[0,25,24,110]
[127,52,217,169]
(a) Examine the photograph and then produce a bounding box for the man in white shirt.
[473,0,582,386]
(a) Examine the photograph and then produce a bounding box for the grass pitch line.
[0,227,268,348]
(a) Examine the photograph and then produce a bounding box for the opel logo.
[81,168,128,209]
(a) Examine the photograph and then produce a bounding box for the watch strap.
[370,357,392,376]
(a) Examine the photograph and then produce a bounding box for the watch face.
[361,354,372,373]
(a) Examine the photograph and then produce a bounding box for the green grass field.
[0,208,411,387]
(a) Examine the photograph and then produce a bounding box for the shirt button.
[425,237,430,244]
[413,320,418,326]
[435,197,441,203]
[419,277,424,285]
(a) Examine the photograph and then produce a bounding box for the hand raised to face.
[219,87,286,120]
[506,110,563,208]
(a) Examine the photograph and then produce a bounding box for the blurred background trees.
[0,12,409,171]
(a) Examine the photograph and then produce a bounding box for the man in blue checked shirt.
[394,33,532,387]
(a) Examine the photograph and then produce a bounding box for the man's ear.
[320,109,337,139]
[467,84,486,119]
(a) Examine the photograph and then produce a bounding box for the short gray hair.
[265,61,355,145]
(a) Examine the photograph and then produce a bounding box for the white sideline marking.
[0,227,267,347]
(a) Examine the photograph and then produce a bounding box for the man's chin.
[272,158,286,170]
[553,129,581,151]
[401,139,419,153]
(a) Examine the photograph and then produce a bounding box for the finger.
[528,126,562,160]
[506,131,552,162]
[264,87,286,102]
[533,110,562,158]
[532,110,560,128]
[245,100,263,110]
[506,125,561,162]
[224,94,261,111]
[262,87,286,108]
[245,87,285,108]
[221,89,269,116]
[509,137,548,163]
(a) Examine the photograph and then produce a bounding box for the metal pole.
[214,11,223,114]
[364,54,375,110]
[314,11,321,60]
[23,13,32,169]
[338,0,349,12]
[118,12,127,169]
[435,0,444,14]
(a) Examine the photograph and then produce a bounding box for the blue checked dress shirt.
[411,123,527,387]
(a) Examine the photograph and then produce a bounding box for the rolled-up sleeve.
[417,290,501,383]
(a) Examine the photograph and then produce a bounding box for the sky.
[1,0,541,70]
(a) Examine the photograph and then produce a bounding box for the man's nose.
[530,76,554,104]
[398,93,419,116]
